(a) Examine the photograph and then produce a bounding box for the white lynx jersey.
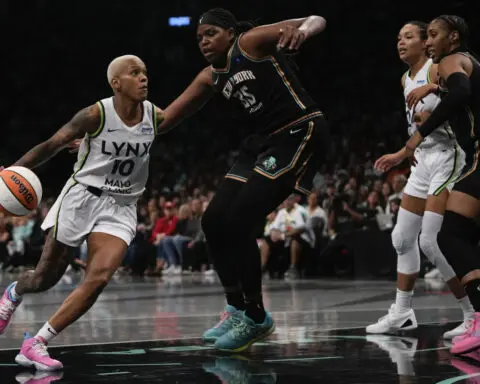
[72,97,158,205]
[404,58,454,149]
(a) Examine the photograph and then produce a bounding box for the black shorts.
[225,112,328,195]
[453,156,480,200]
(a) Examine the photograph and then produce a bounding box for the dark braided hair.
[433,15,469,47]
[198,8,256,35]
[404,20,428,40]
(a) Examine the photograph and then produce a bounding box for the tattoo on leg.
[15,231,73,295]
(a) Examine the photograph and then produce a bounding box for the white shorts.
[404,145,465,199]
[41,179,137,247]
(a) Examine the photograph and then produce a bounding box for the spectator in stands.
[259,210,279,275]
[356,191,384,230]
[382,181,393,211]
[386,174,407,214]
[151,202,178,274]
[0,216,11,268]
[306,191,328,238]
[163,202,202,275]
[269,194,315,279]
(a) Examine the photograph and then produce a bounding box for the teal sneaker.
[203,305,243,342]
[214,312,275,352]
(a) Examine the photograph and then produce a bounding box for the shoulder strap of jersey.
[150,102,159,135]
[426,61,434,84]
[88,101,106,138]
[401,70,408,89]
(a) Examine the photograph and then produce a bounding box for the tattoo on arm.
[14,104,100,169]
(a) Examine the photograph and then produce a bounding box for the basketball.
[0,166,43,216]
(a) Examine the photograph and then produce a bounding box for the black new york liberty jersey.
[440,51,480,172]
[212,35,320,135]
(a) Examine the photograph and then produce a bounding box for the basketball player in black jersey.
[158,8,328,352]
[376,15,480,355]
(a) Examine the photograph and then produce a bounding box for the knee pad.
[419,211,456,281]
[419,231,456,281]
[392,208,423,274]
[391,214,422,255]
[437,210,479,279]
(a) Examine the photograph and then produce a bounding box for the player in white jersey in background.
[0,55,163,371]
[366,21,473,338]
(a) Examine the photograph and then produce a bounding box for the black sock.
[465,279,480,312]
[244,293,266,323]
[225,287,245,310]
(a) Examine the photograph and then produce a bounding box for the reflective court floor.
[0,273,478,383]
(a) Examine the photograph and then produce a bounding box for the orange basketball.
[0,166,43,216]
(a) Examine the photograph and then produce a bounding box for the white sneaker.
[172,266,182,275]
[443,317,474,339]
[366,304,418,334]
[163,265,174,275]
[424,268,442,280]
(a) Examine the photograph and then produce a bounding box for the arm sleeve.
[418,72,471,137]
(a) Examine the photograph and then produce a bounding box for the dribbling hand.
[277,26,306,52]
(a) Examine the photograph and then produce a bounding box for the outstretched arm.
[158,67,214,134]
[14,103,101,169]
[240,15,326,59]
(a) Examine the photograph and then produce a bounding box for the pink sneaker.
[451,313,480,355]
[15,334,63,371]
[0,282,22,334]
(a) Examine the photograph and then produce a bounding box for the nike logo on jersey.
[107,129,120,132]
[290,127,303,135]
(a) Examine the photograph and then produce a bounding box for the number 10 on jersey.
[111,159,135,176]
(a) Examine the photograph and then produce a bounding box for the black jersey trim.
[211,39,237,74]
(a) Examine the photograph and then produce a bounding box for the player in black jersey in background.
[376,15,480,355]
[158,8,328,352]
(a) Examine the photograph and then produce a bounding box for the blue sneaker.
[203,305,243,342]
[214,312,275,352]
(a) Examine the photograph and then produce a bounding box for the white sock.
[36,322,58,343]
[458,296,475,320]
[8,282,22,302]
[395,289,413,313]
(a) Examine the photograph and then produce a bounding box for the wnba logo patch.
[141,126,153,134]
[262,156,277,171]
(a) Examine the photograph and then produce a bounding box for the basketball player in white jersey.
[0,55,163,371]
[366,21,473,338]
